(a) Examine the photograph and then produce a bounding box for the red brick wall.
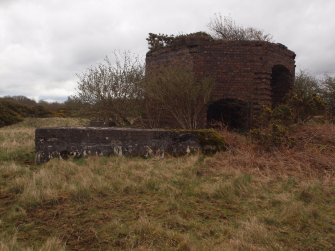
[146,38,296,128]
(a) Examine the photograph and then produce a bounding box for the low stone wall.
[35,127,226,164]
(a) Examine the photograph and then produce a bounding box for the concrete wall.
[35,127,224,164]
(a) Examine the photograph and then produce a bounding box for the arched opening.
[207,99,250,130]
[271,65,291,107]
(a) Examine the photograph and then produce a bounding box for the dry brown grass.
[0,118,334,250]
[0,236,65,251]
[213,123,335,179]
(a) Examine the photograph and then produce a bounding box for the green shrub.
[322,75,335,120]
[31,105,52,117]
[253,72,331,149]
[251,123,293,149]
[251,105,294,149]
[0,99,52,127]
[0,101,25,127]
[286,71,325,123]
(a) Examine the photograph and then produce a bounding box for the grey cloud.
[0,0,335,101]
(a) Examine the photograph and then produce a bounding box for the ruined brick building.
[145,33,296,129]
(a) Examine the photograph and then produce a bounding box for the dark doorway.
[271,65,292,107]
[207,99,250,130]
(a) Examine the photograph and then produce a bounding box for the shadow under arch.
[207,98,251,131]
[271,65,292,107]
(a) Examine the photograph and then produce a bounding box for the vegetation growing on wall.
[208,14,273,42]
[146,32,212,51]
[146,33,175,51]
[147,14,273,53]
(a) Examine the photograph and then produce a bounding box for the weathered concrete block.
[35,127,226,164]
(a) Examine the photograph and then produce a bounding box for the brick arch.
[271,65,292,107]
[207,98,251,130]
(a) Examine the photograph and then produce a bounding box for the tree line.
[0,96,78,127]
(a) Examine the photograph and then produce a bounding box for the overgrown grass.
[0,118,88,163]
[0,118,334,250]
[0,235,65,251]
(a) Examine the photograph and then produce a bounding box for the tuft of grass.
[0,235,65,251]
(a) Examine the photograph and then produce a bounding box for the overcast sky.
[1,0,334,102]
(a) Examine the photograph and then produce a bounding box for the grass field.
[0,118,334,250]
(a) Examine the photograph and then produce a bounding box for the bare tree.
[73,51,144,126]
[208,14,273,42]
[143,63,214,129]
[322,75,335,119]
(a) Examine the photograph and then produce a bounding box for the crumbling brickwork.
[146,34,296,129]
